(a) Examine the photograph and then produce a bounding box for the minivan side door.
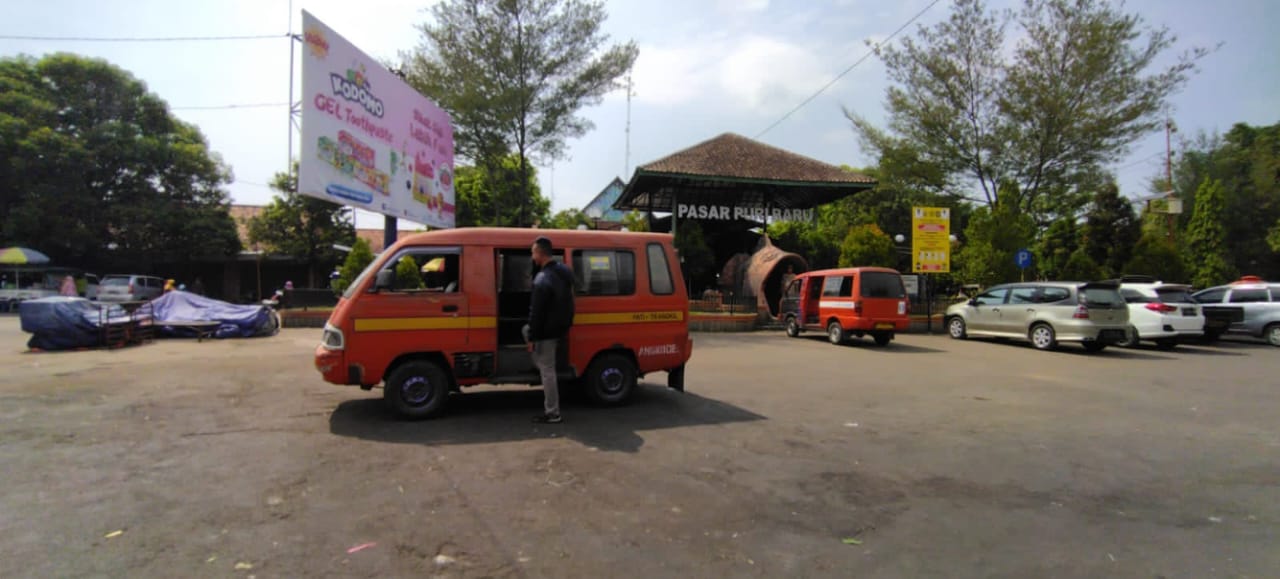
[967,288,1010,334]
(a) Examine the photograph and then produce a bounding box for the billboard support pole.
[287,0,295,178]
[384,216,397,253]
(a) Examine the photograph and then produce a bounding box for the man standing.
[524,236,575,424]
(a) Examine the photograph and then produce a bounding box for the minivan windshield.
[342,260,380,299]
[860,272,906,299]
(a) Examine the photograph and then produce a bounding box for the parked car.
[777,267,910,346]
[1191,276,1280,346]
[1116,282,1204,350]
[96,275,166,302]
[945,281,1129,352]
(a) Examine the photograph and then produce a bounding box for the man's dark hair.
[533,236,553,254]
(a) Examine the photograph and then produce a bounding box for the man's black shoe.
[532,413,562,424]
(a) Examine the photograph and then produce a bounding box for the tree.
[1168,122,1280,279]
[1036,217,1079,280]
[333,238,375,294]
[394,256,423,289]
[839,224,897,268]
[247,164,355,287]
[453,155,549,227]
[1060,247,1103,281]
[620,210,649,232]
[405,0,637,226]
[674,221,714,293]
[1268,219,1280,254]
[851,0,1206,220]
[956,183,1036,286]
[0,53,241,269]
[1184,178,1236,287]
[545,208,592,230]
[1082,182,1141,277]
[1125,233,1187,283]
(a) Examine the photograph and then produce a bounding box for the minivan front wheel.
[827,321,845,345]
[1029,323,1057,351]
[785,315,800,338]
[384,360,451,419]
[948,317,967,340]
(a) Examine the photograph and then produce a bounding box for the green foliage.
[0,53,241,269]
[620,210,649,232]
[545,208,592,230]
[1169,122,1280,278]
[247,163,355,286]
[1184,178,1237,287]
[454,155,550,227]
[674,221,714,289]
[854,0,1206,220]
[838,224,897,268]
[956,184,1036,286]
[406,0,637,226]
[334,238,375,294]
[1124,233,1187,283]
[1082,182,1141,277]
[394,256,423,289]
[1060,248,1103,281]
[1267,219,1280,254]
[1035,217,1079,280]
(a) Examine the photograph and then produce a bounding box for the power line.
[755,0,944,138]
[172,102,290,111]
[1114,152,1163,173]
[0,33,289,42]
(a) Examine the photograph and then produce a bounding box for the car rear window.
[1154,288,1194,303]
[101,277,130,286]
[1120,289,1154,303]
[1193,288,1226,304]
[860,272,905,298]
[1081,288,1123,307]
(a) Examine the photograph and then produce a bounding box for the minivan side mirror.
[968,298,979,307]
[373,269,394,292]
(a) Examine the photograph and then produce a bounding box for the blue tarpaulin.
[149,291,278,339]
[18,297,132,350]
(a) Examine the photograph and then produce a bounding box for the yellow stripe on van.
[575,310,685,325]
[353,316,497,332]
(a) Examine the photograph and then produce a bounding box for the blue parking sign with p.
[1015,249,1033,270]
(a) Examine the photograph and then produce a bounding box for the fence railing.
[688,294,759,315]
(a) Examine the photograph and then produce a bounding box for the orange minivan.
[314,228,692,418]
[778,267,910,346]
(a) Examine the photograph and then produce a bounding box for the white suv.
[1117,281,1204,350]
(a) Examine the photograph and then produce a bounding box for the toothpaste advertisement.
[299,10,455,229]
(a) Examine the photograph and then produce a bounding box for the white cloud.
[716,35,828,112]
[716,0,769,13]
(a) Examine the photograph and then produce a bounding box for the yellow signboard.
[911,206,951,273]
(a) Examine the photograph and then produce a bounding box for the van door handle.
[442,304,458,313]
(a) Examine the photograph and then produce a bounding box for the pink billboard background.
[299,10,455,229]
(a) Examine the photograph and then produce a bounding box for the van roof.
[394,227,673,249]
[800,267,901,277]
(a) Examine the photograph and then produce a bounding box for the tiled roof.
[636,133,874,184]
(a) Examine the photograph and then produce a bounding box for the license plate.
[875,322,894,330]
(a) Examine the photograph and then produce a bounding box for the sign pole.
[924,273,931,334]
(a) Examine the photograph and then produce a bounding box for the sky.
[4,0,1278,230]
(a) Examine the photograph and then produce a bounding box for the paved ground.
[0,316,1277,578]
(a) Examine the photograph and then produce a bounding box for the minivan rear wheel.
[1029,323,1057,351]
[1118,325,1140,348]
[1265,323,1280,347]
[873,332,892,347]
[827,321,845,345]
[584,353,637,405]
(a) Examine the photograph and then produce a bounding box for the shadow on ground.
[328,384,766,453]
[798,335,947,353]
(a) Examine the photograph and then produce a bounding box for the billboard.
[911,206,951,273]
[299,10,455,228]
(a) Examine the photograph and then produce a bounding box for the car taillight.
[1072,305,1090,319]
[898,300,906,315]
[854,300,863,314]
[1144,303,1178,313]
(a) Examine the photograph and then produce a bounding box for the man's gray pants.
[531,339,560,416]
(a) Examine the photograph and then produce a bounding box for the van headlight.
[321,322,345,350]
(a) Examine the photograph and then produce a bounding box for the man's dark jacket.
[528,261,575,341]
